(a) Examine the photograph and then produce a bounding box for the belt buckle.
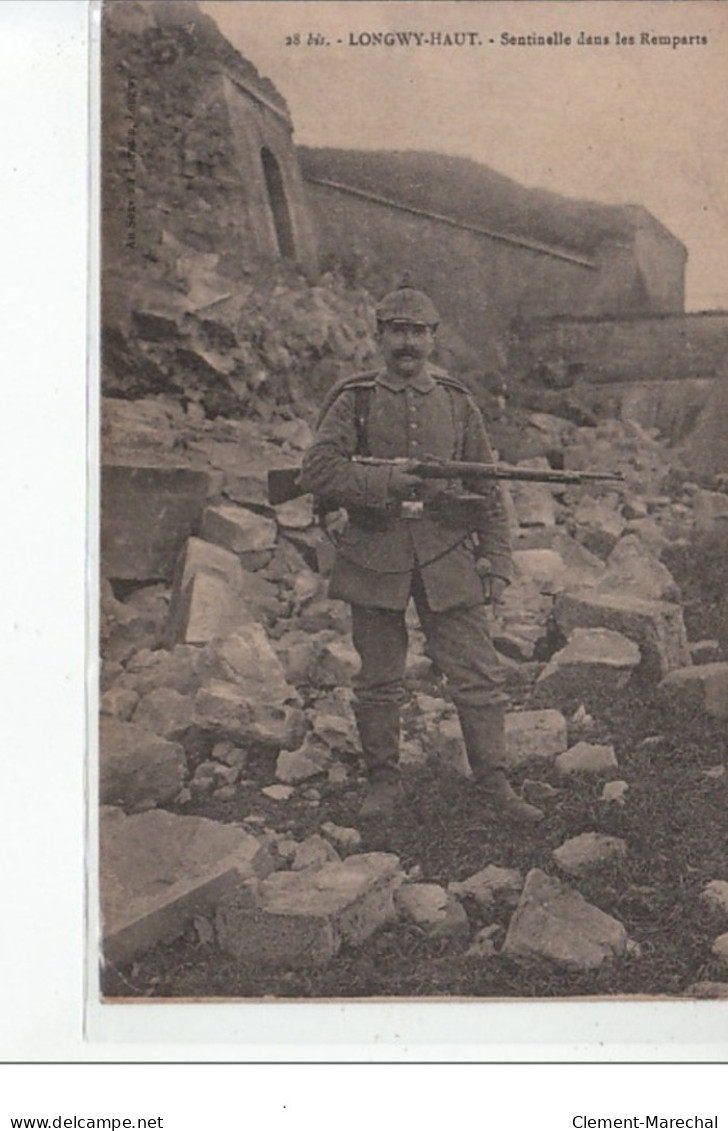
[401,500,424,520]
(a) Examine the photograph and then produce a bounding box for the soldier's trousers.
[350,572,507,779]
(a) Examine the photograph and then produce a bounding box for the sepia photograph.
[97,0,728,1009]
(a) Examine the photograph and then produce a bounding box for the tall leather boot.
[354,702,403,819]
[458,705,544,825]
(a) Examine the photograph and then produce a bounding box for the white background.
[1,0,726,1114]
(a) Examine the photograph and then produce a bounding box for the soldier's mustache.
[393,348,421,358]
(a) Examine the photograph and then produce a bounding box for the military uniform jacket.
[299,364,514,611]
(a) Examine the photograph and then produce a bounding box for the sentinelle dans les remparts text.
[500,31,708,47]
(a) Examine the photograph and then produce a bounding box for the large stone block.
[101,465,209,581]
[132,687,196,741]
[100,808,272,966]
[99,718,186,812]
[165,538,279,646]
[215,852,403,967]
[595,535,679,602]
[170,536,243,595]
[533,628,640,710]
[202,504,277,560]
[571,493,626,559]
[507,459,558,527]
[194,680,304,752]
[168,571,245,646]
[505,709,568,768]
[276,737,332,784]
[512,549,566,594]
[514,529,606,590]
[554,590,691,681]
[658,663,728,719]
[205,629,296,704]
[502,868,628,972]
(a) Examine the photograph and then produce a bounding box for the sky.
[200,0,728,310]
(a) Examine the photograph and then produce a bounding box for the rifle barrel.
[351,456,624,484]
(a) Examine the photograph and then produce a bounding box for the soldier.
[300,286,543,824]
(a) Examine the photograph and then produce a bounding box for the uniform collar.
[376,364,437,394]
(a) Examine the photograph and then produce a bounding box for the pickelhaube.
[375,286,440,327]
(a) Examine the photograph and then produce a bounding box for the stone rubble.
[554,590,691,682]
[502,868,629,972]
[449,865,524,914]
[98,271,728,979]
[552,833,629,878]
[700,881,728,921]
[290,834,340,872]
[215,852,403,967]
[275,737,332,784]
[658,663,728,719]
[320,822,363,853]
[465,923,503,959]
[601,780,629,805]
[555,741,619,777]
[505,709,568,767]
[100,718,187,812]
[100,806,274,965]
[533,627,641,710]
[395,883,470,939]
[709,934,728,971]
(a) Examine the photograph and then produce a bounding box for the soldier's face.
[379,321,435,378]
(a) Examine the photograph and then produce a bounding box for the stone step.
[100,808,273,966]
[215,852,403,968]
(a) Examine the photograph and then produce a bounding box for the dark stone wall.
[304,181,683,364]
[102,0,317,313]
[634,224,686,313]
[511,311,728,442]
[514,311,728,385]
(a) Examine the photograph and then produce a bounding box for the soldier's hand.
[388,468,422,500]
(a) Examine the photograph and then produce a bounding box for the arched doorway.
[261,147,295,260]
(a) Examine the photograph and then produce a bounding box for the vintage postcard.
[97,0,728,1021]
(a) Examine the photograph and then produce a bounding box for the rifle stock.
[267,466,305,506]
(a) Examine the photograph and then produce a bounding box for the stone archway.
[261,147,295,260]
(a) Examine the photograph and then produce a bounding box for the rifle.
[268,456,624,507]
